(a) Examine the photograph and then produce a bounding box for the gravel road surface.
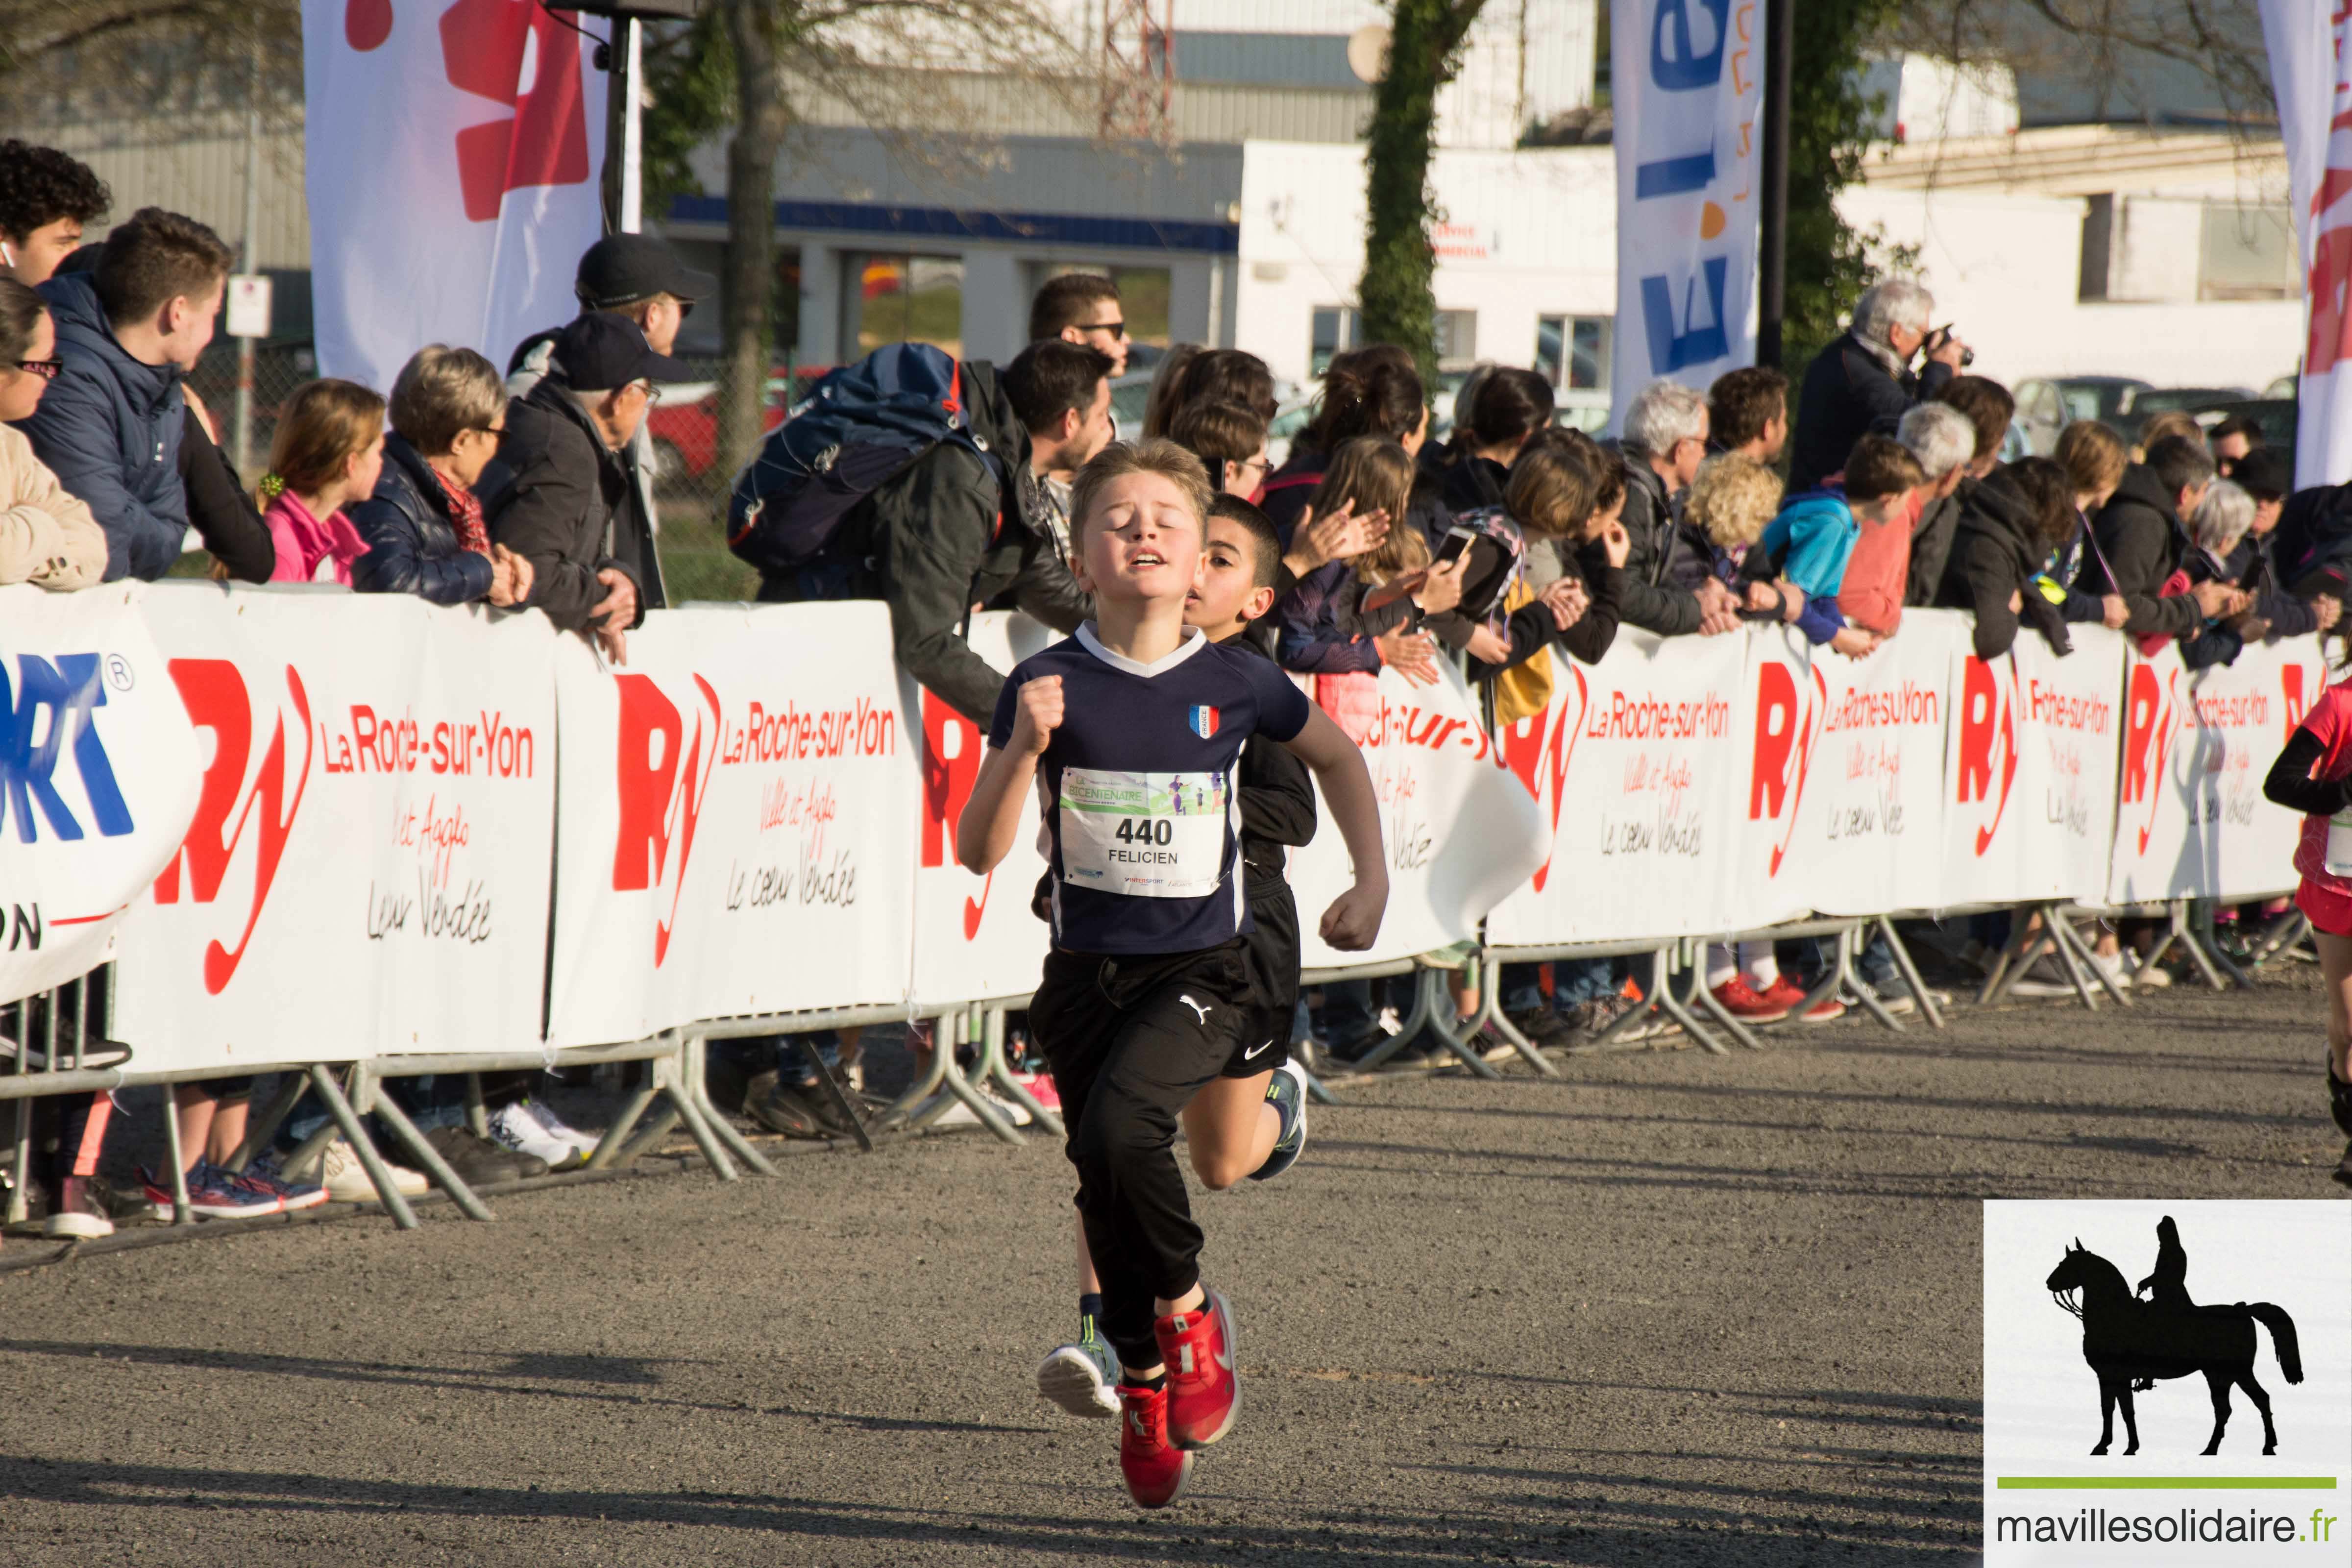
[1,967,2341,1567]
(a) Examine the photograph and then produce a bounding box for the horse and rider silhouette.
[2045,1217,2303,1457]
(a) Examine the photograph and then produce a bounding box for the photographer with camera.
[1790,278,1968,493]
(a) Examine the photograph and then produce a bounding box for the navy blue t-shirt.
[988,622,1313,955]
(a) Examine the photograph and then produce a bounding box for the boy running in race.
[957,444,1388,1508]
[1032,495,1320,1427]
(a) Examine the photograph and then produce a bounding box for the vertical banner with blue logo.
[1609,0,1763,427]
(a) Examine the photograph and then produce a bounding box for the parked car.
[2010,376,2153,454]
[644,366,831,493]
[2264,374,2297,401]
[2116,385,2256,443]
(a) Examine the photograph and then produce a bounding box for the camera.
[1927,323,1975,369]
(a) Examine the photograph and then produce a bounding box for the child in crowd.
[1681,453,1783,590]
[1742,434,1924,658]
[958,439,1387,1507]
[1935,456,2079,660]
[1677,452,1829,1026]
[1278,436,1448,721]
[2046,420,2130,630]
[261,378,386,586]
[350,343,534,606]
[2258,631,2352,1189]
[1465,427,1622,680]
[1168,399,1270,500]
[1035,493,1318,1422]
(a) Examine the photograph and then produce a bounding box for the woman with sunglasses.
[0,274,105,589]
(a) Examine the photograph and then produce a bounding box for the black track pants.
[1029,938,1257,1369]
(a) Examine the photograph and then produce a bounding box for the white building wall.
[1838,186,2304,391]
[1226,140,2305,401]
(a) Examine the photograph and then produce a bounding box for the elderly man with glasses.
[483,313,689,666]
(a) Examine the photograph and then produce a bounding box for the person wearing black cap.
[2221,445,2340,649]
[482,312,690,664]
[508,233,714,610]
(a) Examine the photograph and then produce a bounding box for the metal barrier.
[0,891,2291,1256]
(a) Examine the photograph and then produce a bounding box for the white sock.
[1740,940,1780,990]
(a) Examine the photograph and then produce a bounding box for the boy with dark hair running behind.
[1033,494,1320,1426]
[958,442,1388,1508]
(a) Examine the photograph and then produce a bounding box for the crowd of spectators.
[4,129,2343,1226]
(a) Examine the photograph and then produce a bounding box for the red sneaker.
[1710,976,1789,1021]
[1154,1287,1241,1449]
[1760,976,1845,1022]
[1117,1380,1193,1508]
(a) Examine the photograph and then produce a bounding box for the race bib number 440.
[1058,768,1228,898]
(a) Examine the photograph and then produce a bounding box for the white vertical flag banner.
[302,0,608,392]
[2259,0,2352,487]
[1609,0,1764,427]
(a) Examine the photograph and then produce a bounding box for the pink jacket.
[264,490,368,586]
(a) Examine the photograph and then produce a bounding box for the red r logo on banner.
[151,660,313,996]
[919,690,993,938]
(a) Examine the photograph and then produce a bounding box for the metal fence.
[2,892,2306,1265]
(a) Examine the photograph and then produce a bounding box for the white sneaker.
[2127,953,2174,988]
[488,1101,586,1171]
[318,1140,428,1201]
[922,1094,980,1129]
[1037,1330,1122,1418]
[516,1096,600,1161]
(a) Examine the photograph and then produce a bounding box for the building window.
[1033,263,1174,357]
[1536,315,1610,391]
[1310,306,1363,376]
[1433,309,1478,370]
[2198,202,2298,301]
[843,253,965,358]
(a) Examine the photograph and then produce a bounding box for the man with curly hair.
[0,142,111,288]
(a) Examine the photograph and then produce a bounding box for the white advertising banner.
[301,0,606,393]
[111,586,555,1074]
[1488,631,1750,946]
[2257,0,2352,488]
[1293,662,1548,971]
[1736,614,1962,924]
[545,603,918,1048]
[1941,626,2125,908]
[1608,0,1764,425]
[0,584,201,1007]
[2107,636,2325,905]
[906,613,1054,1006]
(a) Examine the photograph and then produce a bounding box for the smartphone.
[1434,527,1477,568]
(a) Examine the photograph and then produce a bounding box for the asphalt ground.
[0,963,2343,1567]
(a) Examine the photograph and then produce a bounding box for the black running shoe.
[2330,1063,2352,1139]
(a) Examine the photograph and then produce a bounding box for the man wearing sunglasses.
[1030,273,1129,377]
[507,233,715,614]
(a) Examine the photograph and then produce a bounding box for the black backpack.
[725,343,992,576]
